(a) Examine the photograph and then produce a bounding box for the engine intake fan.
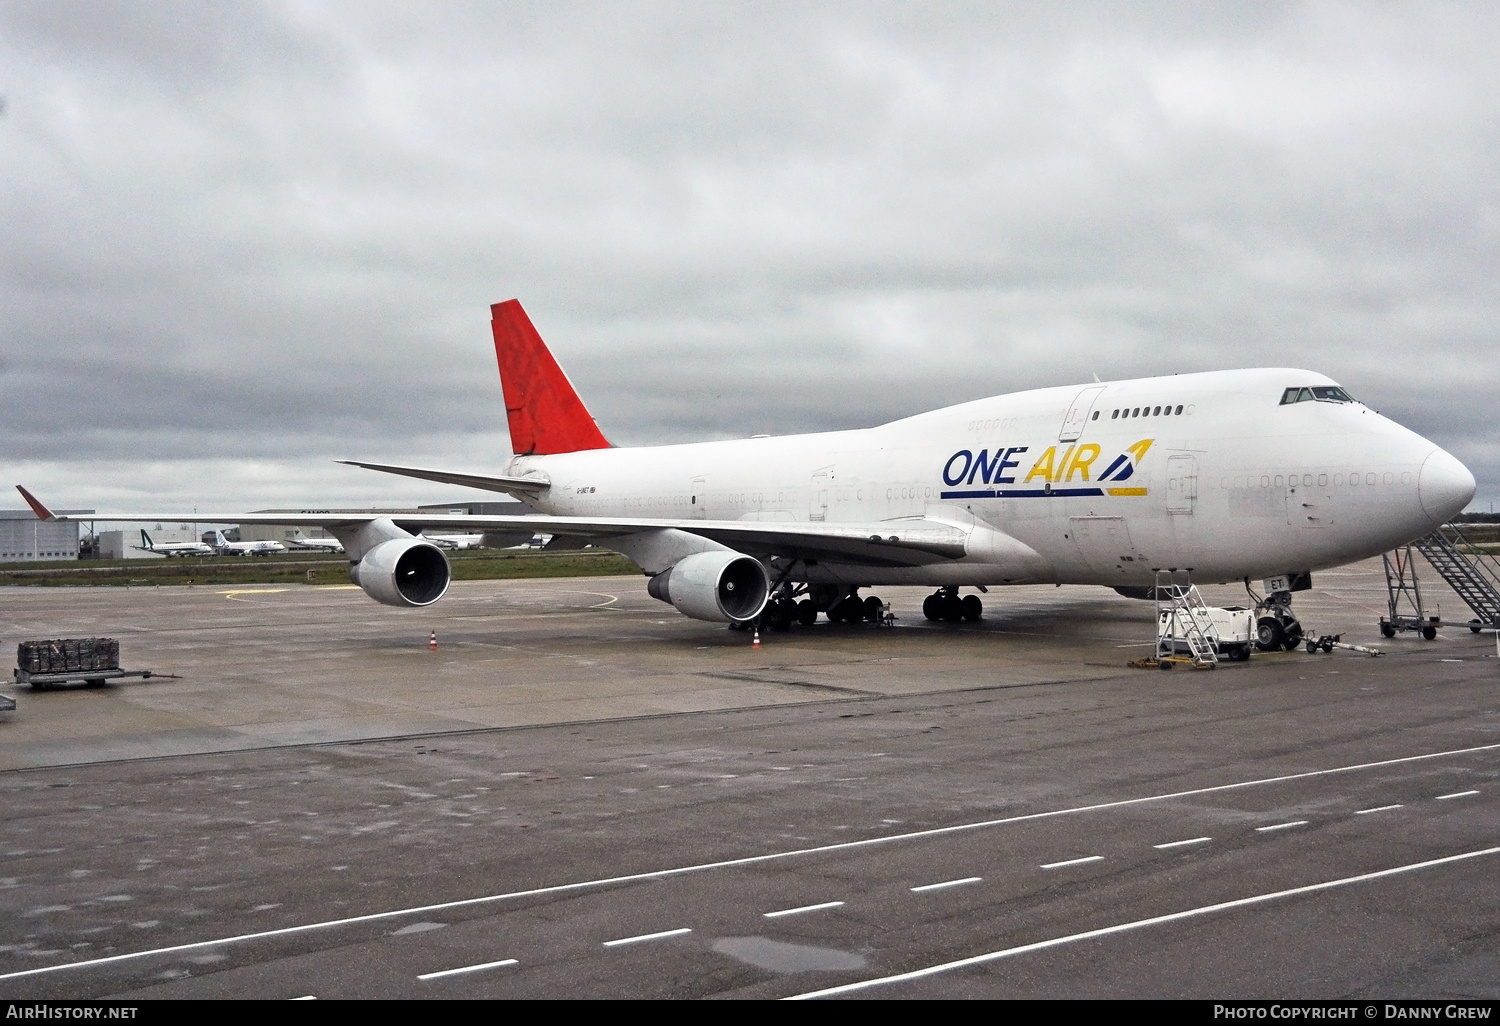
[647,551,770,624]
[350,538,451,607]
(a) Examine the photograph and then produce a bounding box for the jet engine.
[350,538,451,607]
[646,551,770,624]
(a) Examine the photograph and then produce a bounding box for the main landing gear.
[746,585,886,630]
[922,587,983,623]
[1248,581,1304,651]
[826,589,887,624]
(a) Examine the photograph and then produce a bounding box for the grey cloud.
[3,1,1499,512]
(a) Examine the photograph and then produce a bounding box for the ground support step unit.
[13,638,154,690]
[1381,524,1500,638]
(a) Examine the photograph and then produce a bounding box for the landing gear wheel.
[832,595,863,624]
[863,596,884,623]
[796,599,818,626]
[767,600,793,631]
[1282,621,1303,651]
[1422,625,1438,641]
[941,593,964,622]
[923,594,941,621]
[961,595,983,621]
[1256,616,1286,652]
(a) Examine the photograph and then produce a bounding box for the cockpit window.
[1281,385,1356,405]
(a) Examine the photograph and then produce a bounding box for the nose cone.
[1419,448,1476,525]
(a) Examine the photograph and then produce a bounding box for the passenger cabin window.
[1281,385,1355,405]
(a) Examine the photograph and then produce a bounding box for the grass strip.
[0,549,639,587]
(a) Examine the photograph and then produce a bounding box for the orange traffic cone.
[429,631,437,651]
[752,628,760,649]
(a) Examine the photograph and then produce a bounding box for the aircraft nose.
[1418,448,1476,525]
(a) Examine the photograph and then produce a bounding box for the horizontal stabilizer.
[337,460,551,497]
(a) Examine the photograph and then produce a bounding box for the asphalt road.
[0,564,1495,998]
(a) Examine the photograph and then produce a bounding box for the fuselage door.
[1166,455,1198,514]
[1285,473,1334,528]
[1059,386,1107,442]
[809,468,831,522]
[1070,516,1141,575]
[691,476,707,519]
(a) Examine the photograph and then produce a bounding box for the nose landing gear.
[1248,580,1304,651]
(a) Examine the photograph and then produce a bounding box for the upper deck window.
[1281,385,1356,406]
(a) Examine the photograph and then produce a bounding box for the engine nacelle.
[350,538,451,607]
[646,551,770,624]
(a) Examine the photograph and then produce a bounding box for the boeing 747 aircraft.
[19,300,1474,650]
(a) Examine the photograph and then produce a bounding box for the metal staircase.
[1416,525,1500,628]
[1155,579,1219,667]
[1381,523,1500,637]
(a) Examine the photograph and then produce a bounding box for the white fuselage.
[286,537,345,552]
[505,369,1473,588]
[217,539,287,557]
[421,532,486,550]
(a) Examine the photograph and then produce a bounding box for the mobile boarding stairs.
[1381,523,1500,639]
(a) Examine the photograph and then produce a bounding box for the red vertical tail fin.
[491,300,611,455]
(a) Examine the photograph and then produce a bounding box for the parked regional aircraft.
[134,530,215,558]
[285,535,345,553]
[419,531,486,550]
[18,300,1475,651]
[210,531,287,557]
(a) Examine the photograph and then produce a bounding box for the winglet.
[491,300,611,455]
[15,486,56,521]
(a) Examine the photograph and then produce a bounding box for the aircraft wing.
[20,487,971,568]
[336,460,552,499]
[210,514,968,566]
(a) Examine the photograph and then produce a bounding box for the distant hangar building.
[0,508,94,562]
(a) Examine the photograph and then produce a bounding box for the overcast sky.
[3,0,1498,515]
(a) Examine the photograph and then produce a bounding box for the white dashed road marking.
[7,741,1494,983]
[603,928,692,948]
[1354,804,1404,815]
[1153,837,1211,850]
[1256,821,1308,832]
[786,846,1500,1000]
[763,901,845,919]
[1435,790,1479,800]
[1040,856,1103,870]
[910,877,983,893]
[418,958,519,981]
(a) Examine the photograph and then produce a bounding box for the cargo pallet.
[14,638,153,690]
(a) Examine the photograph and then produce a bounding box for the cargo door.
[1166,455,1198,515]
[1059,386,1107,442]
[1286,472,1333,528]
[809,468,831,522]
[1070,516,1143,576]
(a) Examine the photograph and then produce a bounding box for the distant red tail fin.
[491,300,611,455]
